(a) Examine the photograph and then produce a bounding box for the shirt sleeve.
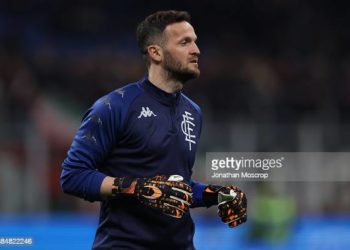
[190,180,207,208]
[60,95,120,202]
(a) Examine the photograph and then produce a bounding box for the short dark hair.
[136,10,191,65]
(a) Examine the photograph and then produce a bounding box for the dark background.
[1,1,350,249]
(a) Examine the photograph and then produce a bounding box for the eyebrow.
[178,36,197,42]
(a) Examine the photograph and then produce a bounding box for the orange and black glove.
[112,175,193,218]
[203,185,247,228]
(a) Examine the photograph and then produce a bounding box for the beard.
[162,50,200,84]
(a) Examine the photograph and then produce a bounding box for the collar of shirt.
[141,77,181,106]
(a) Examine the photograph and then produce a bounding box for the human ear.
[147,45,162,63]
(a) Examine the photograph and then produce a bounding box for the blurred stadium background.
[1,0,350,249]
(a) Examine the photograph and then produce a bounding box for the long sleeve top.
[61,77,206,249]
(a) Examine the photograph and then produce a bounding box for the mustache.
[189,56,199,62]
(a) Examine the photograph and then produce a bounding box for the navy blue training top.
[61,77,207,249]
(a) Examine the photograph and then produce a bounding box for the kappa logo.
[138,107,157,118]
[181,111,196,151]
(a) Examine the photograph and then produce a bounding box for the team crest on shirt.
[181,111,196,151]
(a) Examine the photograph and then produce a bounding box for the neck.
[148,66,183,94]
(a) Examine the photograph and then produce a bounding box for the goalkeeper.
[60,10,247,249]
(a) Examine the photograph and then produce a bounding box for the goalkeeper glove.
[203,185,247,228]
[112,175,193,218]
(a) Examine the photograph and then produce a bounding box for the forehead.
[163,21,197,41]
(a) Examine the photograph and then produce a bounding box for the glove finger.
[147,180,193,195]
[139,198,164,211]
[147,175,193,191]
[164,197,190,212]
[228,214,247,228]
[218,186,242,195]
[166,181,193,193]
[218,197,241,210]
[147,178,192,192]
[218,200,240,217]
[169,187,193,206]
[138,185,192,208]
[222,188,246,203]
[151,180,193,195]
[228,186,242,193]
[153,185,192,206]
[218,191,246,211]
[162,204,184,218]
[238,191,247,207]
[139,179,193,205]
[139,196,186,218]
[218,201,247,218]
[218,205,246,222]
[220,210,247,223]
[220,206,246,222]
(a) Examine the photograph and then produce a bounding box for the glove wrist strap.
[202,185,224,207]
[112,177,137,196]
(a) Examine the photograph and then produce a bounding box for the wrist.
[100,176,116,199]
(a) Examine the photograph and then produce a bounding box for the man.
[61,10,247,249]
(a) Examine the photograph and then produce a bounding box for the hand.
[112,175,193,218]
[217,186,247,228]
[203,185,247,228]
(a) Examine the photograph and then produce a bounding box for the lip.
[190,62,199,68]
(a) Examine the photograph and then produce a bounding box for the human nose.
[191,42,200,56]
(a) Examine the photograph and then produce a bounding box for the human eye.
[179,37,192,46]
[180,40,189,46]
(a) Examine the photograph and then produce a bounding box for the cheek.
[171,48,188,61]
[163,47,188,66]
